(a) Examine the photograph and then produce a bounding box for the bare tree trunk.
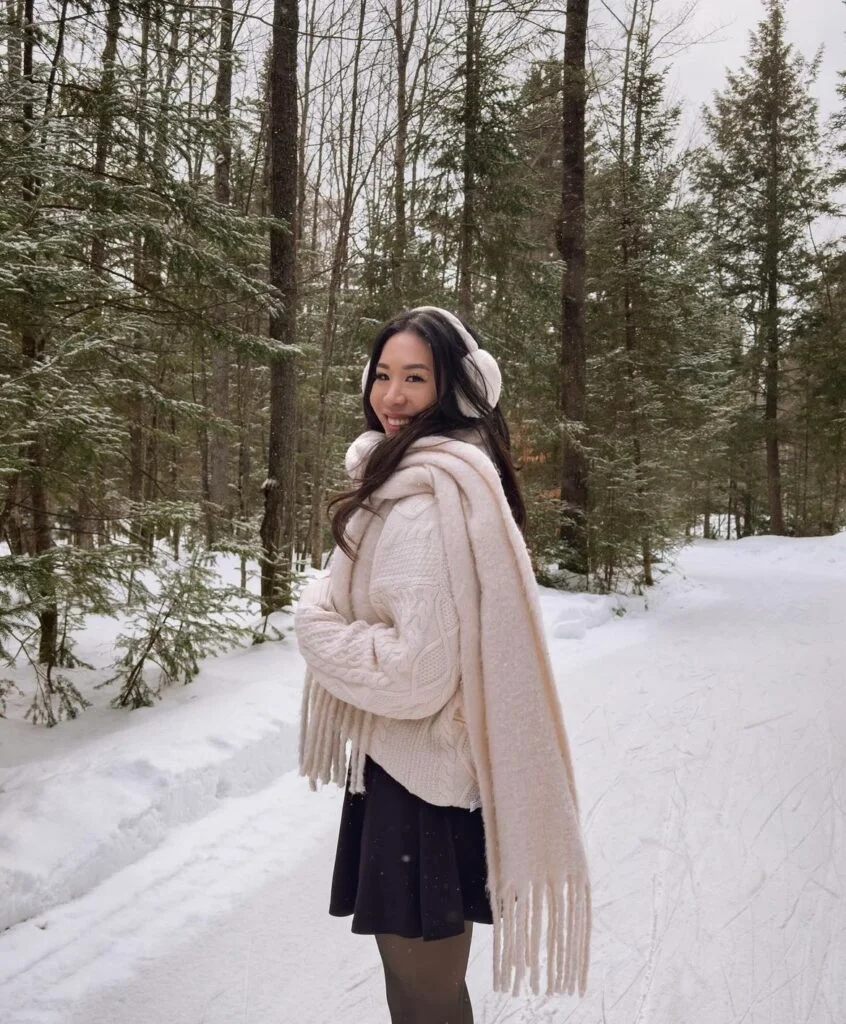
[557,0,590,574]
[743,488,753,537]
[207,0,234,546]
[2,7,23,559]
[142,390,159,557]
[727,475,737,539]
[236,352,252,590]
[620,1,655,585]
[19,0,56,662]
[168,410,181,558]
[129,0,176,548]
[703,489,711,540]
[197,343,211,509]
[800,369,810,532]
[391,0,418,305]
[307,0,367,569]
[763,271,785,534]
[832,433,843,530]
[763,27,785,536]
[5,0,22,87]
[260,0,299,614]
[457,0,478,319]
[76,488,94,550]
[90,0,120,276]
[296,0,319,255]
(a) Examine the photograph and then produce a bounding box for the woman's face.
[369,330,438,437]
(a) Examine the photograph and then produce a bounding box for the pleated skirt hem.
[329,755,493,941]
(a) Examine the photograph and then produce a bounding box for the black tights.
[375,923,474,1024]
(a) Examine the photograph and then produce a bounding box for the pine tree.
[580,2,739,588]
[697,0,831,535]
[0,0,283,716]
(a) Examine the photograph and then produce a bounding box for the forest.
[1,0,844,722]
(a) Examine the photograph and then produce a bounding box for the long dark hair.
[329,308,526,558]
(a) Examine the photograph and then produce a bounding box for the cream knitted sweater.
[294,439,480,808]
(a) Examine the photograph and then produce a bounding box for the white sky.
[662,0,844,139]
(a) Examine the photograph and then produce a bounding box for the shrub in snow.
[1,544,128,724]
[101,546,257,709]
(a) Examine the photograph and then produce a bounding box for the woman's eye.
[374,373,426,383]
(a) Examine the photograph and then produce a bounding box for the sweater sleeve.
[294,494,460,720]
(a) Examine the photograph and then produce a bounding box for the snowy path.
[1,538,844,1024]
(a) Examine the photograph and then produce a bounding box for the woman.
[295,307,591,1024]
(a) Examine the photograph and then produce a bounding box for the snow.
[1,536,845,1023]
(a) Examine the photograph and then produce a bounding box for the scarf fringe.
[491,878,592,998]
[298,671,371,793]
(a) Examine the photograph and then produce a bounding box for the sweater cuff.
[297,574,333,612]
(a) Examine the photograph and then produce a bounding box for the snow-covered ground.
[1,535,844,1024]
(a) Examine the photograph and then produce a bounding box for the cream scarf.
[299,432,591,998]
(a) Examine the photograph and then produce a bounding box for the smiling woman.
[294,307,592,1023]
[369,331,438,436]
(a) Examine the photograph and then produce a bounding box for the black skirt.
[329,756,493,940]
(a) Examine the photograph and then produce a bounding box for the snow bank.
[0,617,306,933]
[0,569,615,936]
[3,532,844,950]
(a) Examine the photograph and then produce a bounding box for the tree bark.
[5,0,22,87]
[20,0,56,662]
[621,2,655,585]
[557,0,590,574]
[207,0,234,545]
[260,0,299,614]
[391,0,418,305]
[457,0,479,319]
[762,4,786,535]
[90,0,121,276]
[306,0,367,569]
[763,269,785,534]
[295,0,319,255]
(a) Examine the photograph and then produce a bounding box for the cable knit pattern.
[296,494,460,720]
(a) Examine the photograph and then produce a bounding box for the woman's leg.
[375,923,474,1024]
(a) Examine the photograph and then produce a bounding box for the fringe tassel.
[310,685,330,782]
[349,708,365,791]
[546,883,557,996]
[332,721,346,786]
[318,692,340,784]
[511,892,529,995]
[492,891,503,992]
[299,676,371,794]
[555,888,566,992]
[491,877,591,999]
[579,877,593,999]
[529,884,543,994]
[298,672,315,788]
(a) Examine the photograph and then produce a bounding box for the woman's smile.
[385,415,413,434]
